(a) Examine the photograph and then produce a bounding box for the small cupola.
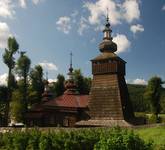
[99,14,117,53]
[64,52,79,95]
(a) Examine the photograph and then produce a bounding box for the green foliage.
[10,90,24,122]
[73,69,91,94]
[2,37,19,125]
[3,37,19,86]
[160,88,165,113]
[26,129,41,150]
[39,133,53,150]
[144,77,163,121]
[128,84,165,113]
[94,127,152,150]
[147,114,161,124]
[0,127,153,150]
[29,65,44,104]
[52,74,65,97]
[3,37,19,70]
[128,84,149,112]
[12,132,29,150]
[0,86,8,122]
[16,53,31,77]
[28,90,40,105]
[7,37,19,53]
[0,86,8,102]
[16,53,31,114]
[136,126,165,149]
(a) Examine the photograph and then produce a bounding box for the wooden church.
[26,15,134,127]
[77,15,134,127]
[26,54,89,127]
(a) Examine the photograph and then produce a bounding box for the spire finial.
[105,8,110,28]
[70,52,73,69]
[106,8,109,22]
[69,52,73,73]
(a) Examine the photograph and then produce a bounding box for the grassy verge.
[135,126,165,149]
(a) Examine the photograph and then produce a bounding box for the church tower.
[64,52,78,95]
[77,15,134,127]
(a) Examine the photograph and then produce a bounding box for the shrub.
[0,127,153,150]
[94,127,153,150]
[39,133,53,150]
[26,129,41,150]
[147,114,161,124]
[12,132,29,150]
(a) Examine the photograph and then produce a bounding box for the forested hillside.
[128,84,165,113]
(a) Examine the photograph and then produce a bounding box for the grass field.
[135,126,165,149]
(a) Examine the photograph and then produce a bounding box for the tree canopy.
[144,76,163,121]
[29,65,44,104]
[73,69,91,94]
[2,37,19,125]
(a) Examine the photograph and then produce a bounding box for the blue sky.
[0,0,165,85]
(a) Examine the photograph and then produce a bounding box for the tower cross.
[106,7,109,22]
[70,52,73,69]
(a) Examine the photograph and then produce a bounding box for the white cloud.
[0,73,8,85]
[32,0,42,5]
[84,0,141,28]
[78,17,89,35]
[18,0,42,8]
[113,34,131,53]
[18,0,26,8]
[0,22,11,49]
[162,5,165,11]
[56,16,71,34]
[48,78,57,83]
[130,24,144,34]
[132,78,147,85]
[0,0,15,18]
[122,0,140,23]
[84,0,121,26]
[39,61,58,71]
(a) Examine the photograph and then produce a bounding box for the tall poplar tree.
[29,65,44,104]
[3,37,19,125]
[144,76,163,122]
[16,52,31,113]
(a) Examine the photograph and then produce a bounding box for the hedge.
[0,127,153,150]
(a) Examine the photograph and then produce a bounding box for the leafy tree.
[3,37,19,125]
[83,77,92,94]
[16,52,31,114]
[52,74,65,97]
[0,86,8,125]
[10,89,24,123]
[0,86,8,102]
[144,76,163,121]
[73,69,91,94]
[160,88,165,113]
[127,84,150,112]
[29,65,44,104]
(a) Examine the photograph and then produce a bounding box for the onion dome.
[99,15,117,53]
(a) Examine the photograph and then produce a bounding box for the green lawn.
[135,126,165,149]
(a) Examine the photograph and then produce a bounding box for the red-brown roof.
[43,94,89,108]
[29,103,45,112]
